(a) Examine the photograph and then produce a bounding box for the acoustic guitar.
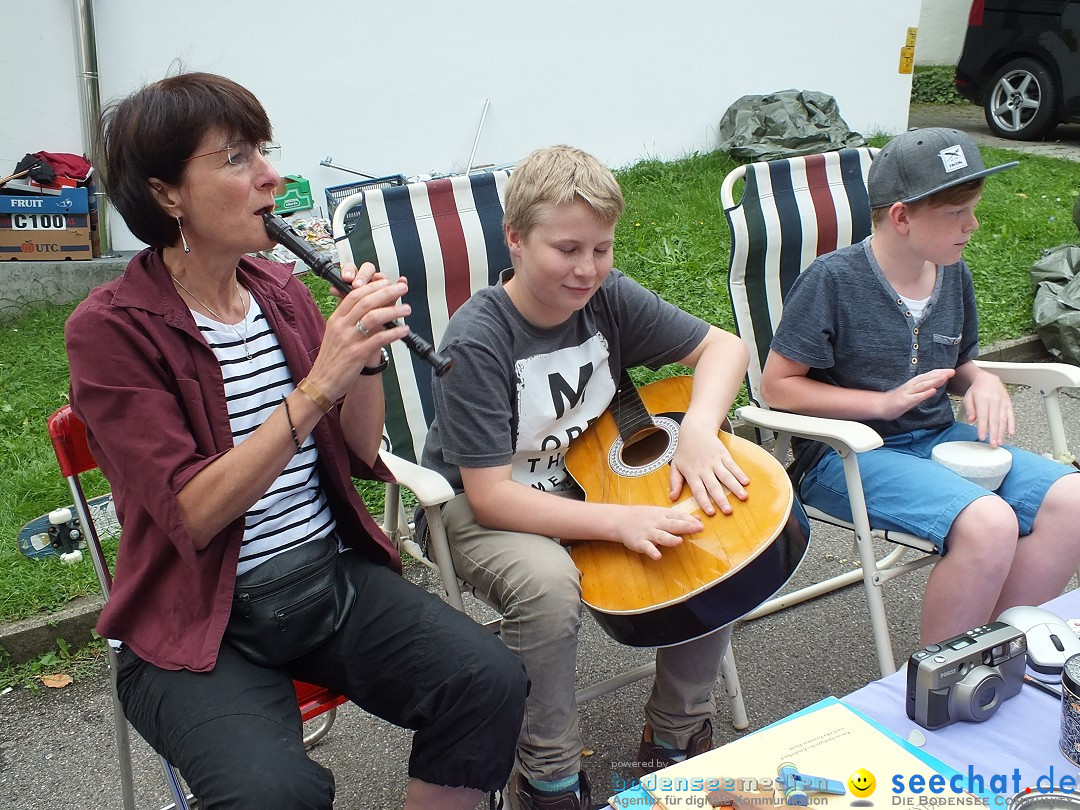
[565,374,809,648]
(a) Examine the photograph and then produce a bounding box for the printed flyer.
[617,697,981,810]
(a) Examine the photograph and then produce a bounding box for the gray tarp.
[1032,244,1080,364]
[716,89,866,161]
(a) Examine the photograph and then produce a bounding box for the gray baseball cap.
[868,127,1018,209]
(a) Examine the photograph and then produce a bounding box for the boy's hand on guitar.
[670,425,750,517]
[617,506,704,560]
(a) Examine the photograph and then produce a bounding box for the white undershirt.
[900,293,930,322]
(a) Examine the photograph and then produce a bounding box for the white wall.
[1,0,921,252]
[915,0,971,65]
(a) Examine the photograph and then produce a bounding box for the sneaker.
[634,718,713,776]
[508,769,593,810]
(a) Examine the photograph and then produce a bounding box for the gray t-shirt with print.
[770,237,979,438]
[422,268,709,494]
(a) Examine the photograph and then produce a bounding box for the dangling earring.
[176,216,190,254]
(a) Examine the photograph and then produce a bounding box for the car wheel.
[983,57,1059,140]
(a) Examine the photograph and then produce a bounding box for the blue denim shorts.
[799,421,1074,554]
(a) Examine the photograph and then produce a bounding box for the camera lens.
[953,666,1004,722]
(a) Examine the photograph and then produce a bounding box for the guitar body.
[565,376,809,648]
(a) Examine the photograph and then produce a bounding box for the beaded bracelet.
[281,396,302,453]
[297,377,333,412]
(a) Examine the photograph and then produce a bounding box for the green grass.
[616,150,741,334]
[963,146,1080,343]
[0,301,114,624]
[0,635,109,692]
[2,142,1079,631]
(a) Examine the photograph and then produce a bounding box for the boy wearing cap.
[760,127,1080,646]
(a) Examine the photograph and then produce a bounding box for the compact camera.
[906,621,1027,730]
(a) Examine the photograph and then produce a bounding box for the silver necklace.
[170,273,251,360]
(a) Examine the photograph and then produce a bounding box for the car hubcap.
[991,70,1041,132]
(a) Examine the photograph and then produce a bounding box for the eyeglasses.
[184,141,281,167]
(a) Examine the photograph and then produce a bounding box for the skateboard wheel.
[60,549,83,564]
[49,508,73,526]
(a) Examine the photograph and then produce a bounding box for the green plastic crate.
[274,175,314,214]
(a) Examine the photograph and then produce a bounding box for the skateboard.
[17,493,117,563]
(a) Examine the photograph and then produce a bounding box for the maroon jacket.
[66,249,398,671]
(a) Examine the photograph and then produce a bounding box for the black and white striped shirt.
[191,296,336,575]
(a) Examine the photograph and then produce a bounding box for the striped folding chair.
[722,147,1080,676]
[333,171,750,728]
[336,171,511,466]
[46,405,347,810]
[725,147,878,408]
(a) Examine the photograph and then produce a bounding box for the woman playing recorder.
[66,71,526,810]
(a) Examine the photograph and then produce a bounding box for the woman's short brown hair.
[100,72,272,248]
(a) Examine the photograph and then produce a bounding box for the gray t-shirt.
[422,268,709,493]
[770,237,979,438]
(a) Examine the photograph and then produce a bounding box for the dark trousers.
[116,552,528,809]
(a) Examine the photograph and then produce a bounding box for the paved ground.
[908,102,1080,161]
[3,103,1080,810]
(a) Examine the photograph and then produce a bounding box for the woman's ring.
[356,321,372,337]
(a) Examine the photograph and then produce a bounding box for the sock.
[653,733,688,762]
[528,774,580,797]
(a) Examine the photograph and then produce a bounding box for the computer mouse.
[998,605,1080,682]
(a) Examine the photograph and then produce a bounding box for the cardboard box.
[274,175,314,214]
[0,211,93,260]
[0,186,89,215]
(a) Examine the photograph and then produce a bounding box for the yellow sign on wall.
[899,46,915,74]
[900,26,918,74]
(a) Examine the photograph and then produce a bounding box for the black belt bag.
[224,534,355,668]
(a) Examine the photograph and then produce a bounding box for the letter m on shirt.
[549,363,594,420]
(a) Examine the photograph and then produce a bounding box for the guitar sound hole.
[621,426,672,470]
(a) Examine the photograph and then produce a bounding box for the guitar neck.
[612,371,656,441]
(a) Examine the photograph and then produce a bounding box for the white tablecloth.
[610,589,1080,807]
[843,588,1080,793]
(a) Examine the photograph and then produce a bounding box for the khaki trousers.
[442,493,732,783]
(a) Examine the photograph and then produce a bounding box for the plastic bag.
[1031,244,1080,364]
[716,89,866,161]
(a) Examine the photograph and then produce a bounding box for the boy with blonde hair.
[762,127,1080,646]
[423,145,752,809]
